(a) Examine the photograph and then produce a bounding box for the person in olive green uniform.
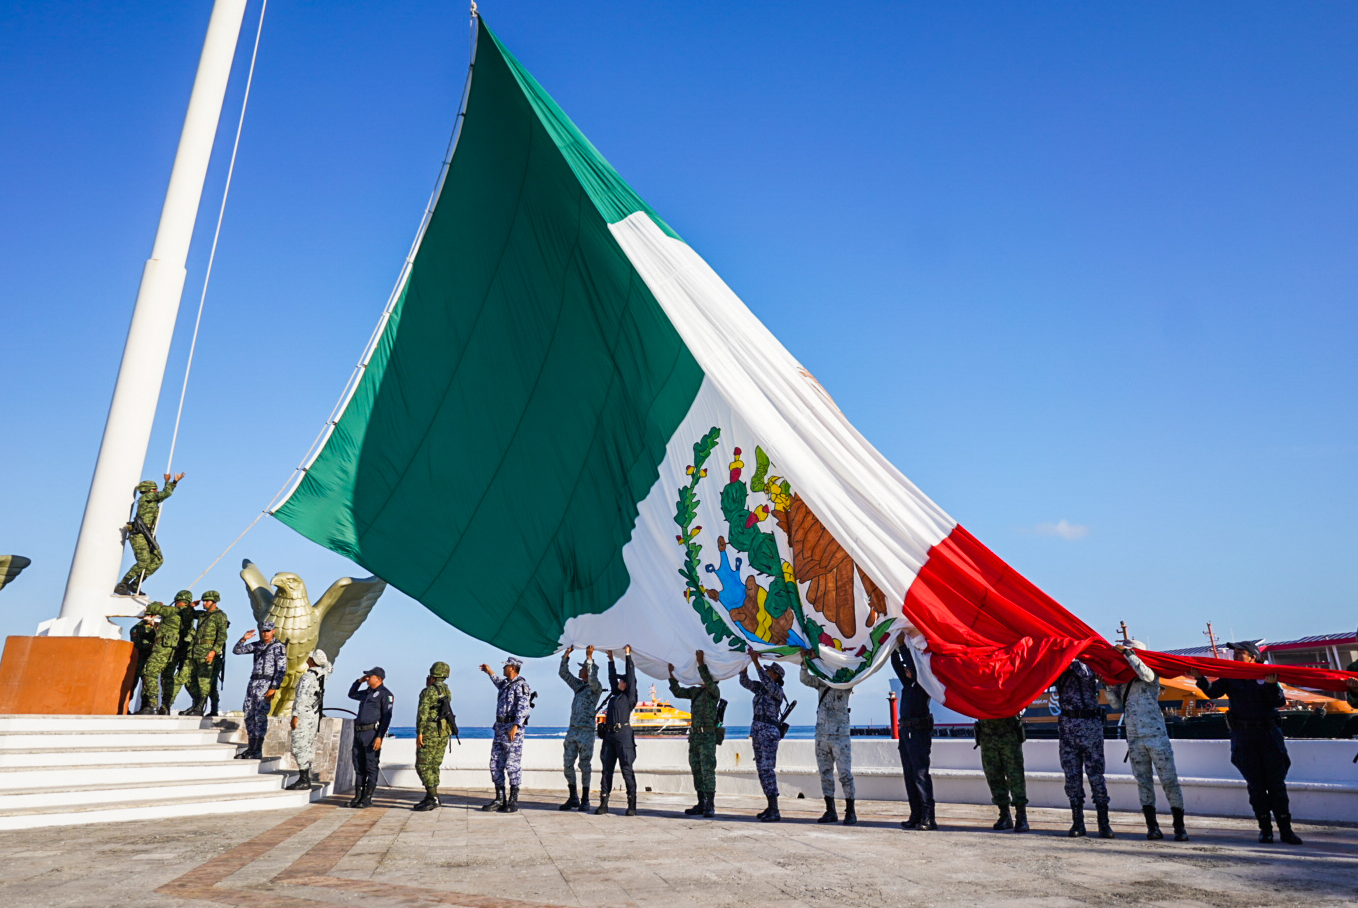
[136,596,189,714]
[975,715,1029,832]
[668,650,722,818]
[115,473,184,595]
[181,591,229,716]
[413,661,454,811]
[167,590,201,710]
[129,615,157,708]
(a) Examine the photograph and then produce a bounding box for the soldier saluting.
[346,666,393,809]
[115,472,184,596]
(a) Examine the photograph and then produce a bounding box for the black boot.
[900,807,921,830]
[497,785,519,813]
[560,784,579,811]
[1276,813,1303,845]
[180,699,205,717]
[920,802,938,831]
[413,788,439,811]
[346,782,365,808]
[817,796,838,823]
[625,793,637,817]
[1095,803,1115,839]
[701,791,715,818]
[356,781,375,808]
[842,799,857,826]
[579,787,591,812]
[284,769,312,791]
[760,795,780,822]
[481,786,505,812]
[1142,805,1163,840]
[157,705,170,716]
[1067,800,1087,838]
[1013,805,1029,833]
[993,805,1013,831]
[1256,812,1273,843]
[135,702,157,716]
[684,793,704,816]
[595,793,610,815]
[1171,807,1188,841]
[114,582,132,596]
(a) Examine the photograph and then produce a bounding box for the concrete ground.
[1,788,1354,908]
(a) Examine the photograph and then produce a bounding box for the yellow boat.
[599,684,691,737]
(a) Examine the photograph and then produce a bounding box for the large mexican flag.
[275,18,1353,714]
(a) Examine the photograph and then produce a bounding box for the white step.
[0,716,212,733]
[0,774,287,811]
[0,745,242,768]
[0,787,325,831]
[0,730,226,750]
[0,759,269,790]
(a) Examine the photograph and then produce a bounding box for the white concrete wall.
[373,736,1358,823]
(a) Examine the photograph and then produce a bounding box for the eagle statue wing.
[239,559,274,627]
[314,575,386,663]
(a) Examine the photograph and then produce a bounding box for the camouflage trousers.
[186,658,218,703]
[140,646,175,709]
[814,733,855,798]
[242,680,272,741]
[979,736,1028,808]
[562,727,594,791]
[416,735,449,790]
[1058,716,1109,806]
[751,721,781,797]
[1127,733,1183,810]
[490,725,523,787]
[120,534,162,589]
[291,715,322,771]
[168,654,192,707]
[687,731,718,794]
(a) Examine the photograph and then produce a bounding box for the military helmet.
[430,661,450,679]
[173,589,193,603]
[135,480,158,493]
[200,590,220,602]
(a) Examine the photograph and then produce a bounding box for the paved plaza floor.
[0,788,1354,908]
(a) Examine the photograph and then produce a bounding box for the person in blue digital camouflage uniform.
[740,649,786,822]
[558,645,602,811]
[232,621,285,760]
[480,656,533,814]
[1055,658,1112,839]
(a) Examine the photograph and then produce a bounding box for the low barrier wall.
[370,736,1358,823]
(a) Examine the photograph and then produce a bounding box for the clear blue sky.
[2,2,1355,725]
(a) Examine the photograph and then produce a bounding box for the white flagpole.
[47,0,249,638]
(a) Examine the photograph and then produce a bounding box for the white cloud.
[1025,519,1089,541]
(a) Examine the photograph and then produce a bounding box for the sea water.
[384,725,893,740]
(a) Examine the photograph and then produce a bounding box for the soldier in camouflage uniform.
[167,590,200,711]
[800,655,856,825]
[114,473,183,595]
[233,621,286,759]
[285,649,331,791]
[480,657,533,813]
[975,715,1028,832]
[740,650,786,822]
[135,596,188,714]
[181,591,228,716]
[412,660,452,810]
[1106,641,1187,841]
[669,650,722,818]
[1055,659,1113,838]
[129,615,157,709]
[558,645,602,811]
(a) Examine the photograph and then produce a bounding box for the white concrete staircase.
[0,715,327,830]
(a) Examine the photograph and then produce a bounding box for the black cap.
[1225,641,1262,659]
[364,666,386,680]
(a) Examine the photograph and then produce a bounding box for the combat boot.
[842,799,857,826]
[624,793,637,817]
[760,796,780,822]
[817,797,838,824]
[900,810,921,830]
[346,783,364,808]
[578,788,591,812]
[920,803,938,831]
[594,793,610,815]
[1255,812,1273,843]
[498,785,519,813]
[1141,805,1163,840]
[1095,803,1115,839]
[1067,800,1087,837]
[993,805,1014,830]
[1276,813,1303,845]
[412,788,439,811]
[356,781,375,808]
[180,700,205,717]
[481,786,505,812]
[559,784,580,811]
[284,769,312,791]
[114,582,132,596]
[134,702,157,716]
[1170,807,1188,841]
[1013,805,1029,832]
[157,705,170,715]
[701,791,716,818]
[683,794,704,815]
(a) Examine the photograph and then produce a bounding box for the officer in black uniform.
[1191,641,1301,845]
[596,645,640,817]
[346,666,393,809]
[891,643,937,830]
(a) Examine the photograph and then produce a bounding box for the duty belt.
[1061,708,1102,719]
[900,716,933,729]
[355,722,379,732]
[1227,713,1281,731]
[249,675,273,682]
[603,722,631,732]
[495,715,513,724]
